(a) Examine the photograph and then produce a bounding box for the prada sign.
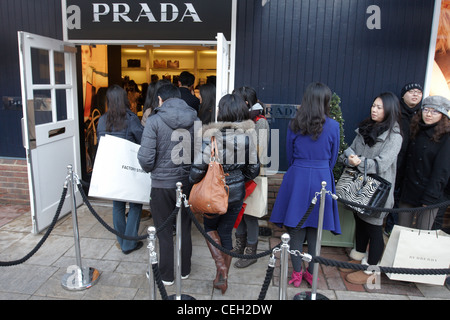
[63,0,233,43]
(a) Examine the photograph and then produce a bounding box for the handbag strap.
[363,158,380,182]
[210,136,219,161]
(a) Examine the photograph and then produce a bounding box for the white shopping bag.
[244,176,268,218]
[380,225,450,285]
[89,135,151,204]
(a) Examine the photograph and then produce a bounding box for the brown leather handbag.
[189,136,229,216]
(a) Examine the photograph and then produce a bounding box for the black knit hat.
[401,82,423,97]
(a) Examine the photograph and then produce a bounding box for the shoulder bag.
[335,158,391,216]
[189,136,229,216]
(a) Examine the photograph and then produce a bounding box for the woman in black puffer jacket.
[189,94,260,294]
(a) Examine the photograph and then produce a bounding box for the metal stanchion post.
[279,233,290,300]
[294,181,329,300]
[147,226,157,300]
[168,182,195,300]
[61,165,100,291]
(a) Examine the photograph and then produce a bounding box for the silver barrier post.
[61,165,100,290]
[279,233,290,300]
[168,182,195,300]
[294,181,329,300]
[147,226,157,300]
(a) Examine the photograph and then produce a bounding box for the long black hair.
[290,82,331,140]
[105,85,130,132]
[217,94,249,122]
[233,86,265,121]
[198,83,216,124]
[358,92,401,147]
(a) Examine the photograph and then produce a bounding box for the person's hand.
[348,155,361,166]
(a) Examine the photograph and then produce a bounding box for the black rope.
[0,187,67,267]
[257,265,275,300]
[337,197,450,214]
[312,256,450,275]
[152,262,169,300]
[187,206,278,259]
[2,179,447,286]
[77,183,177,240]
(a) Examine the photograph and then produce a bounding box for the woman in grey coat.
[339,92,402,285]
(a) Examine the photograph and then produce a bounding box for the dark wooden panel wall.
[234,0,435,145]
[0,0,62,157]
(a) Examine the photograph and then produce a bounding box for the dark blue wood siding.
[235,0,435,169]
[0,0,62,158]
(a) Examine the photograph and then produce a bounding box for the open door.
[215,33,231,121]
[18,32,82,233]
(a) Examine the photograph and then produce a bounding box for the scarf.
[358,118,390,147]
[400,100,421,121]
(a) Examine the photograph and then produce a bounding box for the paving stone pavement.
[0,202,449,301]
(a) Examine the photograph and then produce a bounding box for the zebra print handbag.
[335,159,391,216]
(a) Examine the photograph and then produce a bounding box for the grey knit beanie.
[422,95,450,119]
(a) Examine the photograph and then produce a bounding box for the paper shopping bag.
[244,176,268,218]
[380,225,450,285]
[89,135,151,204]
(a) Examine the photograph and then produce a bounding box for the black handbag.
[335,158,391,216]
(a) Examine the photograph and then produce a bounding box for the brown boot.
[206,231,230,294]
[346,270,375,285]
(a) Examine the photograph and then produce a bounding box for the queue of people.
[94,74,450,293]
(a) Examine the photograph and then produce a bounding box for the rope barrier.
[312,256,450,275]
[0,186,67,267]
[152,262,169,300]
[258,257,276,300]
[77,183,177,241]
[337,196,450,213]
[1,174,449,300]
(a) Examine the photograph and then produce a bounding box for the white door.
[215,33,231,121]
[18,32,82,234]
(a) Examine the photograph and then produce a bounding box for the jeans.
[113,201,143,252]
[203,201,244,250]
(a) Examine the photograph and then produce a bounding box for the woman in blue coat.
[270,82,340,287]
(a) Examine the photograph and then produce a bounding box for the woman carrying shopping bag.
[189,93,260,294]
[97,85,144,254]
[339,92,402,284]
[232,86,270,268]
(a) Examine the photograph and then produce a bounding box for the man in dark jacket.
[178,71,200,112]
[138,84,198,285]
[385,82,423,236]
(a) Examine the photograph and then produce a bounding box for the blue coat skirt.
[270,118,341,234]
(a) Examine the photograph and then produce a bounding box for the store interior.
[81,44,217,174]
[81,44,217,119]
